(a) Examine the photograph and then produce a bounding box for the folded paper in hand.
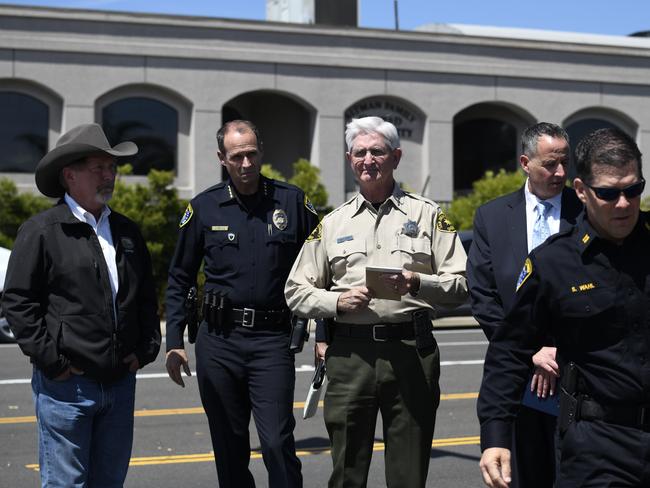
[365,265,403,301]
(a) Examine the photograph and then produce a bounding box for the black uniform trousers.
[195,322,302,488]
[558,419,650,487]
[512,406,557,488]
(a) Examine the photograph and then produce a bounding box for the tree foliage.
[109,165,187,314]
[446,169,526,230]
[262,158,330,214]
[0,179,51,248]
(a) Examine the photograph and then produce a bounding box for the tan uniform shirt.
[285,185,468,324]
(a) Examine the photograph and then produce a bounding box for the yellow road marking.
[2,393,479,425]
[25,436,481,470]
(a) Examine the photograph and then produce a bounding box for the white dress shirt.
[64,194,119,315]
[523,179,562,253]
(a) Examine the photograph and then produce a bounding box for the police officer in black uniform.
[478,127,650,488]
[165,120,318,488]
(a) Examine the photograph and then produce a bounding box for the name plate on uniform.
[365,266,403,301]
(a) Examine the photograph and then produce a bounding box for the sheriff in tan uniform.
[285,116,467,488]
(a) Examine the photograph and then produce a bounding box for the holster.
[184,286,200,344]
[558,361,580,435]
[289,316,309,353]
[412,309,435,351]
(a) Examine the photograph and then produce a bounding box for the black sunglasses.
[585,179,646,201]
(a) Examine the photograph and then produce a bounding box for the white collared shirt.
[64,194,119,314]
[524,179,563,252]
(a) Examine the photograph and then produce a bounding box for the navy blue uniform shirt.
[166,176,319,350]
[478,211,650,450]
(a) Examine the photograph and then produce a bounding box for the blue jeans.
[31,368,136,488]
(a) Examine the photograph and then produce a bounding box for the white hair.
[345,116,400,152]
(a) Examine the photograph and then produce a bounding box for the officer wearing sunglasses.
[479,127,650,488]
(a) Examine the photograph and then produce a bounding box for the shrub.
[446,169,526,230]
[109,165,187,315]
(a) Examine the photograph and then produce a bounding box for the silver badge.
[228,233,235,242]
[402,220,419,237]
[273,209,288,231]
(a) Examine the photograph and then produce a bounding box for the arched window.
[102,97,178,175]
[0,91,48,172]
[566,119,620,149]
[453,103,534,194]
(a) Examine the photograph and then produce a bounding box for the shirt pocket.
[556,288,624,350]
[266,230,299,271]
[329,238,367,281]
[205,231,239,250]
[392,234,432,272]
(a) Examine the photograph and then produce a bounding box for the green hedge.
[446,169,526,230]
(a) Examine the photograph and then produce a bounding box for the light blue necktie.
[531,201,552,249]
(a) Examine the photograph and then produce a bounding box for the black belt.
[333,322,414,342]
[228,308,290,329]
[579,396,650,432]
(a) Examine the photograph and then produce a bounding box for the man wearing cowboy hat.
[2,123,161,487]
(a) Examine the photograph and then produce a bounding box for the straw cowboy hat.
[35,123,138,198]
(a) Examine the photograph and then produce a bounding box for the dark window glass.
[453,118,517,193]
[566,119,620,180]
[0,92,48,172]
[102,97,177,175]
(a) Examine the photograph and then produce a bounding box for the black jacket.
[467,186,582,340]
[2,201,160,381]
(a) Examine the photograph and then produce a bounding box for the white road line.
[0,359,485,385]
[441,360,484,366]
[434,329,483,335]
[438,341,488,346]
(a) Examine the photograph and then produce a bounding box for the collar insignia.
[581,233,590,244]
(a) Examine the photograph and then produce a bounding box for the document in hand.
[303,359,327,419]
[365,265,403,300]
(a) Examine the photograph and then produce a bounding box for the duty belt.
[228,308,290,328]
[333,322,414,342]
[577,395,650,432]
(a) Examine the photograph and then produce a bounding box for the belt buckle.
[242,308,256,328]
[372,325,387,342]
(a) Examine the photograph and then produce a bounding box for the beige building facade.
[1,5,649,205]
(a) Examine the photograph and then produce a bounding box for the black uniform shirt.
[166,176,319,350]
[478,211,650,450]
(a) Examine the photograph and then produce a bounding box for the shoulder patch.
[515,258,533,292]
[306,221,322,242]
[304,195,318,216]
[436,210,456,233]
[179,203,193,228]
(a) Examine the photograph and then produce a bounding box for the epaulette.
[200,181,228,196]
[323,194,358,221]
[403,191,439,210]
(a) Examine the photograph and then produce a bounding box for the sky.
[3,0,650,37]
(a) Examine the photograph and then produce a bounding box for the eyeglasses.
[585,179,645,201]
[350,147,389,160]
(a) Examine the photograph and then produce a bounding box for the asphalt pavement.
[0,322,487,487]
